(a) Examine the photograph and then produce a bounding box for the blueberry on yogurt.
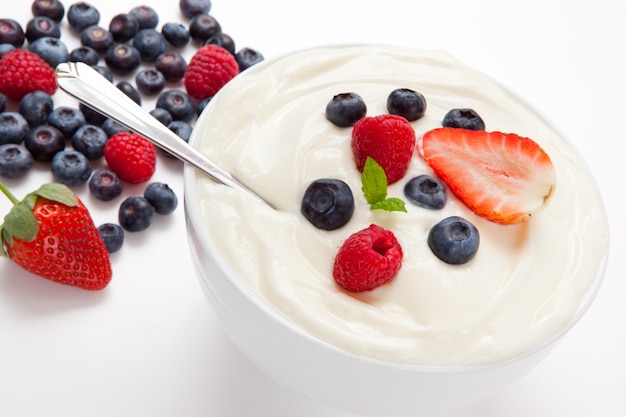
[301,178,354,230]
[428,216,479,265]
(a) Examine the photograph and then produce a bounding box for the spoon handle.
[55,61,275,209]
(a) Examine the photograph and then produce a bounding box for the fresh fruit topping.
[89,169,123,201]
[403,175,447,210]
[79,25,113,53]
[51,150,92,187]
[28,35,69,68]
[351,114,416,184]
[301,178,354,230]
[0,182,112,290]
[184,44,238,100]
[25,16,61,43]
[70,45,100,65]
[189,13,221,44]
[104,43,142,75]
[156,89,196,122]
[0,19,25,47]
[108,13,139,43]
[67,2,100,33]
[129,5,159,30]
[204,32,235,54]
[0,49,57,101]
[361,157,406,212]
[117,80,142,105]
[0,112,29,145]
[48,106,86,138]
[325,92,367,127]
[419,127,556,224]
[133,28,167,62]
[0,144,33,179]
[442,108,485,131]
[19,90,54,127]
[180,0,213,19]
[97,223,124,253]
[161,23,190,48]
[332,224,403,292]
[31,0,66,23]
[144,182,178,215]
[428,216,479,265]
[24,125,65,162]
[234,47,264,72]
[386,88,426,121]
[135,68,166,96]
[71,124,109,160]
[118,195,155,232]
[155,52,187,82]
[103,132,156,184]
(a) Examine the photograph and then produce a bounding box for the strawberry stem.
[0,181,20,205]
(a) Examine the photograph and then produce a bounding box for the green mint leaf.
[31,183,78,207]
[361,157,388,205]
[371,197,407,213]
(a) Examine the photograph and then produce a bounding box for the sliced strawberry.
[419,127,556,225]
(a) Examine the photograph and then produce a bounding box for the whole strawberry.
[351,114,416,184]
[0,49,57,101]
[332,224,403,292]
[184,44,238,99]
[104,132,156,184]
[0,182,112,290]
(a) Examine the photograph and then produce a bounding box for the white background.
[0,1,624,416]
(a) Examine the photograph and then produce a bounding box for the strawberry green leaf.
[2,201,39,243]
[31,183,78,207]
[0,226,7,257]
[371,197,407,213]
[361,157,388,205]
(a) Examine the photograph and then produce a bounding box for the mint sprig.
[361,157,407,213]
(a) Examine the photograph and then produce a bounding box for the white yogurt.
[190,45,608,365]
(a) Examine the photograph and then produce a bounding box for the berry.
[144,182,178,215]
[19,90,54,127]
[116,81,142,105]
[80,103,107,126]
[0,144,33,179]
[103,132,156,184]
[25,16,61,43]
[71,124,108,160]
[89,168,123,201]
[23,125,65,161]
[386,88,426,121]
[67,2,100,33]
[48,106,86,138]
[180,0,212,19]
[161,22,190,48]
[108,13,139,43]
[235,47,263,71]
[31,0,66,22]
[162,120,192,158]
[135,68,166,96]
[0,93,4,113]
[301,179,354,230]
[118,195,154,232]
[91,64,113,82]
[184,44,238,99]
[133,28,167,62]
[129,5,159,30]
[28,36,69,68]
[51,150,92,187]
[155,51,187,82]
[79,26,113,53]
[150,107,173,126]
[442,108,485,131]
[156,89,195,122]
[102,119,130,137]
[403,175,447,209]
[0,183,112,290]
[0,112,30,145]
[196,97,211,115]
[351,114,416,184]
[428,216,479,265]
[0,45,15,59]
[97,223,124,253]
[0,19,25,47]
[332,224,403,292]
[69,46,100,65]
[104,43,141,75]
[0,49,57,100]
[419,127,556,224]
[188,14,221,43]
[325,92,367,127]
[203,32,235,54]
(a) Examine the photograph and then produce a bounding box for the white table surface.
[1,1,624,416]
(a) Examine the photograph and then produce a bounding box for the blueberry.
[129,5,159,30]
[189,14,221,43]
[0,144,33,179]
[69,46,100,65]
[0,19,25,47]
[144,182,178,215]
[404,175,447,209]
[203,32,235,54]
[108,13,139,43]
[116,81,142,105]
[91,64,114,82]
[301,178,354,230]
[119,195,155,232]
[48,106,86,138]
[161,22,189,48]
[150,107,173,126]
[89,168,123,201]
[133,28,167,62]
[0,112,30,145]
[0,44,15,59]
[156,89,195,122]
[442,108,486,131]
[71,124,108,159]
[155,51,187,82]
[428,216,479,265]
[135,68,166,96]
[97,223,124,253]
[25,16,61,43]
[51,150,92,187]
[67,2,100,33]
[102,119,130,137]
[32,0,66,23]
[104,43,141,75]
[235,47,264,72]
[23,125,65,161]
[80,26,113,53]
[19,90,54,127]
[387,88,427,121]
[325,92,367,127]
[180,0,212,19]
[28,36,69,68]
[162,120,192,159]
[196,97,211,115]
[0,93,5,113]
[80,103,107,125]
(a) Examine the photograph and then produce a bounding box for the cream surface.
[190,45,608,365]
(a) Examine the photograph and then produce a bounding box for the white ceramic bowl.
[184,45,609,416]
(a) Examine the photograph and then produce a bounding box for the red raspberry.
[0,49,57,101]
[183,44,239,100]
[332,224,403,292]
[103,132,156,184]
[351,114,416,184]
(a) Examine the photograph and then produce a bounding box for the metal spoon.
[55,61,276,210]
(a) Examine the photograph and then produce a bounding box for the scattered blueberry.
[387,88,427,121]
[235,47,264,71]
[102,119,130,137]
[118,195,155,232]
[19,90,54,127]
[23,125,65,162]
[80,103,107,126]
[69,45,100,65]
[144,182,178,215]
[25,16,61,42]
[325,93,367,127]
[135,68,166,96]
[71,124,109,159]
[156,89,195,122]
[189,13,221,43]
[154,51,187,82]
[80,25,113,52]
[97,223,125,253]
[91,64,114,82]
[108,13,139,43]
[161,22,189,48]
[89,168,123,201]
[0,144,33,179]
[66,2,100,33]
[0,93,5,113]
[133,28,167,62]
[0,112,30,145]
[180,0,212,19]
[28,36,69,68]
[442,108,486,131]
[150,107,173,126]
[48,106,86,138]
[162,120,192,159]
[116,81,142,105]
[51,150,92,187]
[301,178,354,230]
[404,175,447,209]
[0,44,15,59]
[31,0,66,23]
[129,5,159,30]
[204,32,234,54]
[0,19,25,47]
[196,97,211,115]
[104,43,141,75]
[428,216,479,265]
